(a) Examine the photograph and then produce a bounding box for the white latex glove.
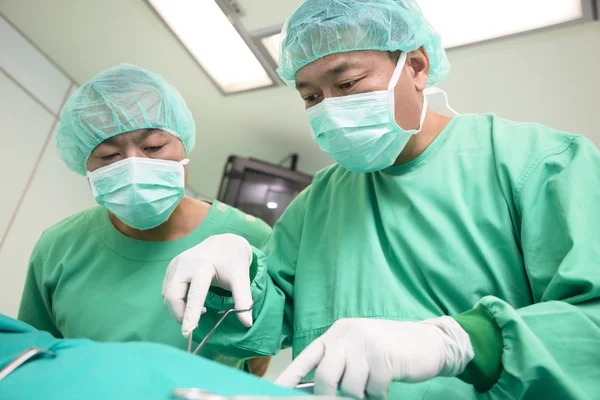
[162,233,254,337]
[275,316,474,399]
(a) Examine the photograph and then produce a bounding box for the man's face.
[86,129,188,181]
[295,49,430,130]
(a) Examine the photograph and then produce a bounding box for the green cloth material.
[18,201,271,371]
[194,114,600,399]
[454,304,503,392]
[0,314,303,400]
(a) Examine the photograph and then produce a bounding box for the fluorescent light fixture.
[261,33,282,65]
[417,0,584,48]
[149,0,273,93]
[267,202,278,209]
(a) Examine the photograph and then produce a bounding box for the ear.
[407,47,430,92]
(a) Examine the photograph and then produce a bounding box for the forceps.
[172,388,346,399]
[188,303,254,355]
[0,347,56,381]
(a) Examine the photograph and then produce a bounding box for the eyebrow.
[102,128,159,146]
[296,62,355,90]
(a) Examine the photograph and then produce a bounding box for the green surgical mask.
[87,157,188,230]
[306,52,455,172]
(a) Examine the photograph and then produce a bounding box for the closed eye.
[145,145,165,153]
[101,153,120,161]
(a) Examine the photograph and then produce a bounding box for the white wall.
[436,20,600,146]
[0,16,95,318]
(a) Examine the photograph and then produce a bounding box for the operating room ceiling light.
[150,0,590,92]
[261,33,282,65]
[417,0,585,49]
[149,0,274,94]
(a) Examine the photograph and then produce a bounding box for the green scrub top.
[18,201,272,371]
[0,314,303,400]
[194,114,600,399]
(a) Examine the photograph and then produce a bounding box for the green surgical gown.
[195,114,600,399]
[0,314,302,400]
[18,201,272,371]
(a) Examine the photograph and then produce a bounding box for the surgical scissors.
[188,303,254,355]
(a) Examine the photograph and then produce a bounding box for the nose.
[322,88,353,100]
[321,88,338,99]
[123,148,146,159]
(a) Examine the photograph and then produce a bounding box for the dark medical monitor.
[217,156,313,227]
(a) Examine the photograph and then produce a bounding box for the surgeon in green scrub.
[162,0,600,398]
[18,64,272,375]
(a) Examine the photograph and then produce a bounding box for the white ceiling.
[0,0,327,198]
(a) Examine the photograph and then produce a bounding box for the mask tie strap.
[388,52,408,91]
[86,170,99,197]
[179,159,189,188]
[423,87,460,116]
[388,51,408,118]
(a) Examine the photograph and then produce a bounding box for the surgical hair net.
[277,0,449,88]
[56,63,195,175]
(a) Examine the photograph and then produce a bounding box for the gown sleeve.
[456,134,600,398]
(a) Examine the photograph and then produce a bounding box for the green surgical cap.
[277,0,449,88]
[56,63,195,175]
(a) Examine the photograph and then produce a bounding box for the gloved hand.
[162,233,254,337]
[275,316,474,399]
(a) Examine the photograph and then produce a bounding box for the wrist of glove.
[422,316,474,377]
[162,233,254,336]
[275,316,474,399]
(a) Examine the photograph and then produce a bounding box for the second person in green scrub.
[18,64,271,375]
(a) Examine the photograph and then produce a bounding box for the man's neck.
[109,197,211,241]
[393,109,452,166]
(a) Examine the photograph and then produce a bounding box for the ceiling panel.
[237,0,301,32]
